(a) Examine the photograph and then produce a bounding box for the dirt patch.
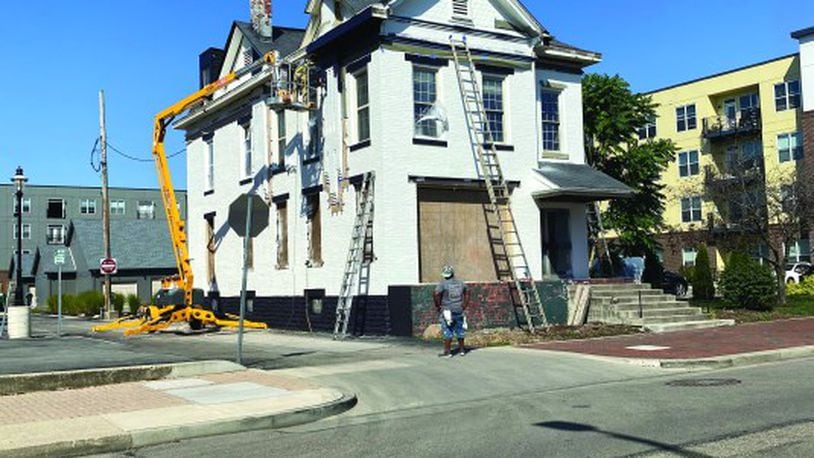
[424,324,643,347]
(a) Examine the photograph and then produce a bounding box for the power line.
[106,141,186,163]
[89,137,101,172]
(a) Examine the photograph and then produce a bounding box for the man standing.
[433,265,469,358]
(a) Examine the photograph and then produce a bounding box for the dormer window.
[452,0,469,19]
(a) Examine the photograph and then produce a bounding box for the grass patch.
[692,295,814,324]
[430,324,643,348]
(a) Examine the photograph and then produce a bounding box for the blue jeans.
[440,311,465,340]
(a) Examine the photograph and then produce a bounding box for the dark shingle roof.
[234,22,305,59]
[8,251,37,277]
[534,163,632,201]
[40,245,77,274]
[70,219,176,271]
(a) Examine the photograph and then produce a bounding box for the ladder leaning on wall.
[334,172,376,338]
[449,36,548,332]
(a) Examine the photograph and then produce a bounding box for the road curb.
[0,360,245,396]
[2,390,357,458]
[658,345,814,370]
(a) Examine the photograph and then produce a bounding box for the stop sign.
[100,258,118,275]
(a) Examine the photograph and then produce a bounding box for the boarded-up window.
[307,194,322,266]
[276,201,288,269]
[417,187,506,283]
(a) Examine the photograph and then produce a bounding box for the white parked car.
[786,262,813,284]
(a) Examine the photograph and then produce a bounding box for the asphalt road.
[16,316,814,457]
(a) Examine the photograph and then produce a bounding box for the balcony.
[704,159,765,190]
[702,107,761,141]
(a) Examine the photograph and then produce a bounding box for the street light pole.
[8,166,29,339]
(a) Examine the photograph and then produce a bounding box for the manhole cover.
[666,378,741,387]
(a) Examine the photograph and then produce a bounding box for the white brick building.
[175,0,629,333]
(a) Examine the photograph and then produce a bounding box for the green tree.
[582,74,677,255]
[719,251,777,310]
[691,245,715,300]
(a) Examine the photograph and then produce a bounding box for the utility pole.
[99,90,112,319]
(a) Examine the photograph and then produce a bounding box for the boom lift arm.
[93,71,270,336]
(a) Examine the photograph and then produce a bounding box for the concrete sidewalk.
[524,317,814,369]
[0,366,355,458]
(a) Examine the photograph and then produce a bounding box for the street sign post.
[99,258,117,276]
[54,249,66,337]
[228,193,269,364]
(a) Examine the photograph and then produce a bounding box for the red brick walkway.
[526,318,814,360]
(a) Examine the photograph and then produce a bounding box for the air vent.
[452,0,469,18]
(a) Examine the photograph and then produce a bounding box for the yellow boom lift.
[92,55,296,336]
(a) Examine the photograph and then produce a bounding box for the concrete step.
[591,295,676,305]
[640,314,711,324]
[582,283,654,292]
[643,319,736,333]
[613,302,698,312]
[616,307,703,318]
[590,287,662,296]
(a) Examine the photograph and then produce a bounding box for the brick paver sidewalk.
[0,369,346,457]
[526,318,814,360]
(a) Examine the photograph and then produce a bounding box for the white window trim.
[412,65,441,140]
[110,199,126,215]
[13,223,31,240]
[677,150,700,178]
[13,197,31,214]
[80,199,97,215]
[682,248,698,267]
[777,131,802,163]
[205,138,215,192]
[353,69,371,144]
[482,73,508,145]
[676,104,697,132]
[47,224,66,245]
[241,121,253,179]
[47,198,66,219]
[681,196,703,223]
[540,87,561,153]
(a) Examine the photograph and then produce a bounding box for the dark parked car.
[661,271,689,298]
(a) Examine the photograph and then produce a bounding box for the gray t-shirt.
[435,279,467,313]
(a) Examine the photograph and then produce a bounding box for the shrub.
[76,290,105,317]
[46,294,80,315]
[719,251,776,310]
[641,251,664,288]
[788,276,814,296]
[692,245,715,300]
[111,293,125,315]
[126,294,141,314]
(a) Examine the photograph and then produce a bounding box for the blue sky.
[0,1,810,189]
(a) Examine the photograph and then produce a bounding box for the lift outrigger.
[92,55,296,336]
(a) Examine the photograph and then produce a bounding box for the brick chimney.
[250,0,272,39]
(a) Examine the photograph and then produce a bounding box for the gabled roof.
[8,250,38,278]
[233,21,306,58]
[70,219,176,271]
[40,245,77,274]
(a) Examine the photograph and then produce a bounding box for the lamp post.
[8,166,29,339]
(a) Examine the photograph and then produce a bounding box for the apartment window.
[778,132,803,163]
[277,111,287,168]
[541,90,560,151]
[241,120,252,178]
[676,104,697,132]
[788,239,812,263]
[12,223,31,240]
[682,248,697,267]
[80,199,97,215]
[110,199,126,215]
[47,225,66,245]
[307,194,322,266]
[678,150,699,178]
[47,199,66,219]
[739,93,759,110]
[681,196,702,223]
[13,197,31,214]
[413,66,439,138]
[276,201,289,269]
[775,80,801,112]
[483,75,505,143]
[452,0,469,18]
[355,70,370,143]
[206,138,215,191]
[137,201,155,220]
[638,116,657,140]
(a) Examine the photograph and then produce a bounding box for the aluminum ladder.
[449,36,548,331]
[334,172,375,338]
[587,201,612,269]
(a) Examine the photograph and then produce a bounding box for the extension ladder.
[449,36,548,331]
[587,201,612,269]
[334,172,375,338]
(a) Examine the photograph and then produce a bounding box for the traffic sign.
[228,194,269,238]
[54,249,66,266]
[100,258,118,275]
